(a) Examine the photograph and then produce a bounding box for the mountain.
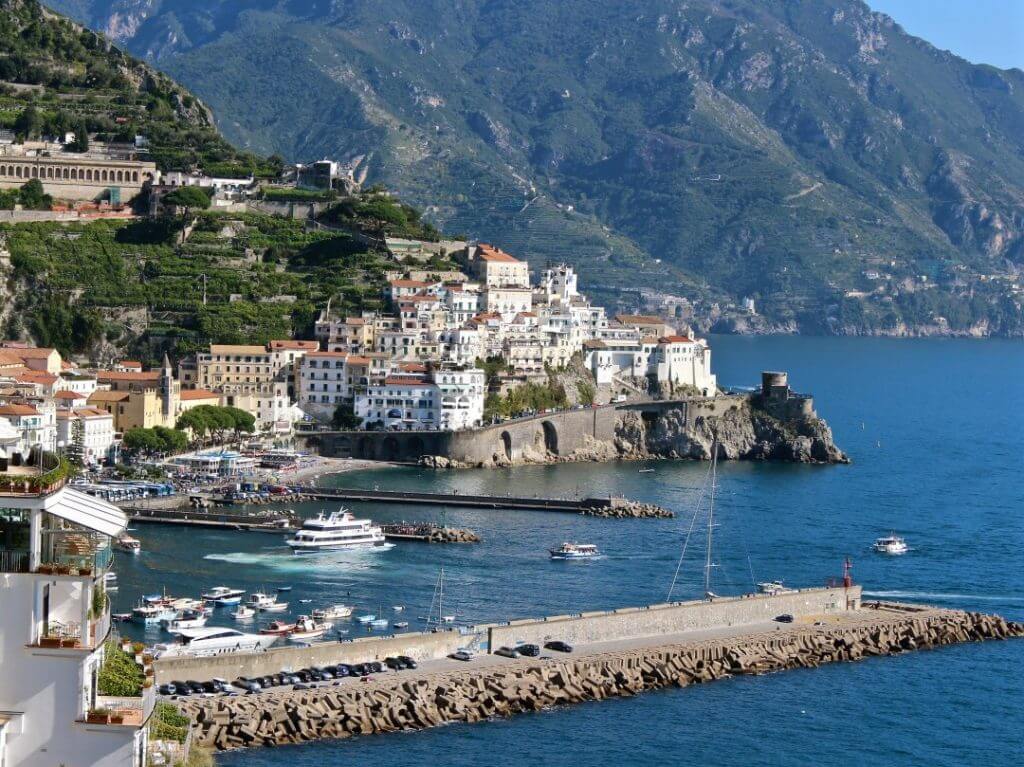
[35,0,1024,335]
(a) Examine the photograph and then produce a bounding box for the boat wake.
[863,590,1024,603]
[204,545,395,573]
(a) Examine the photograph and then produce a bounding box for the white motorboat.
[874,534,909,555]
[151,627,278,658]
[289,615,332,641]
[311,604,352,620]
[284,509,385,553]
[549,542,600,560]
[232,605,256,620]
[356,613,376,624]
[757,581,796,596]
[259,601,289,612]
[115,533,141,554]
[368,617,389,629]
[247,592,275,608]
[169,597,204,612]
[215,595,242,606]
[202,586,246,602]
[392,605,405,612]
[393,621,409,629]
[162,610,207,631]
[103,571,119,591]
[132,602,176,625]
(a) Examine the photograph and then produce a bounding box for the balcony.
[0,455,71,497]
[33,606,111,651]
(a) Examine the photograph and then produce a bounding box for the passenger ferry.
[873,534,909,555]
[284,509,385,553]
[549,542,600,560]
[151,627,278,658]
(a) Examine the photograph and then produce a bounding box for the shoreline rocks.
[580,500,673,518]
[178,607,1022,751]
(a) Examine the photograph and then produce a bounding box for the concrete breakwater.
[178,607,1022,751]
[381,524,480,543]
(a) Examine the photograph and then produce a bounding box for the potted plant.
[86,708,111,724]
[142,677,153,689]
[56,564,72,576]
[60,637,78,648]
[78,565,93,576]
[37,563,54,575]
[131,642,145,655]
[39,635,62,648]
[109,712,125,725]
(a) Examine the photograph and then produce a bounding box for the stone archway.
[407,436,425,460]
[541,420,559,455]
[382,436,401,461]
[357,436,375,460]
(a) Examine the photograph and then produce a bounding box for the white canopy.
[47,487,127,538]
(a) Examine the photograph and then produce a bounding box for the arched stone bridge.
[300,396,745,464]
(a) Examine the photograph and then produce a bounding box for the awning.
[47,488,127,538]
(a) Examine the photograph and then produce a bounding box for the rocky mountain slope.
[44,0,1024,336]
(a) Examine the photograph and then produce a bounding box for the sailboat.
[420,567,459,629]
[666,439,720,603]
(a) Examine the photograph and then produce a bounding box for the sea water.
[110,336,1024,766]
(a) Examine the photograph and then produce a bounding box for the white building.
[0,403,56,453]
[0,470,149,766]
[354,367,485,431]
[55,407,115,465]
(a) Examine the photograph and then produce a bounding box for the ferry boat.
[289,615,332,641]
[284,509,385,553]
[202,586,246,602]
[115,534,141,554]
[874,534,909,555]
[549,542,600,560]
[312,604,352,620]
[151,627,278,658]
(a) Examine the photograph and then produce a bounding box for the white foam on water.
[863,590,1024,603]
[204,544,395,574]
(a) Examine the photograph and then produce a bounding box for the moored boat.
[873,534,909,555]
[259,620,296,636]
[202,586,246,602]
[162,610,207,631]
[232,605,256,620]
[289,615,332,640]
[258,601,289,612]
[312,604,352,620]
[115,533,141,554]
[152,627,278,658]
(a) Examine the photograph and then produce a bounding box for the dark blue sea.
[111,337,1024,766]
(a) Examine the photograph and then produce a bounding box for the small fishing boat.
[232,605,256,620]
[112,613,133,622]
[312,605,352,620]
[163,610,207,631]
[299,599,313,604]
[393,621,409,629]
[441,615,455,623]
[214,595,243,606]
[289,615,332,641]
[368,617,389,629]
[549,542,600,560]
[247,592,275,609]
[392,605,405,612]
[259,601,289,613]
[757,581,796,596]
[259,620,296,636]
[132,602,176,626]
[277,586,292,592]
[638,468,655,474]
[356,613,376,624]
[873,534,908,555]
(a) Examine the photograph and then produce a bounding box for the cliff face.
[614,401,849,464]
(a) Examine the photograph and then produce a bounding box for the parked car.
[292,683,309,691]
[774,614,794,623]
[397,655,417,669]
[517,644,540,657]
[544,641,573,653]
[494,646,521,658]
[385,656,403,670]
[157,683,178,696]
[333,664,351,677]
[448,650,474,662]
[369,661,383,673]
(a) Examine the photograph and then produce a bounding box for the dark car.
[333,664,351,677]
[186,680,205,694]
[296,669,313,682]
[236,679,261,692]
[397,656,417,669]
[544,641,573,653]
[319,670,335,681]
[385,656,403,670]
[369,661,383,673]
[517,644,540,657]
[494,646,521,658]
[774,614,795,623]
[292,683,309,691]
[200,680,220,693]
[157,683,178,696]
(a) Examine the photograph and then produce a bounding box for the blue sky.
[868,0,1023,71]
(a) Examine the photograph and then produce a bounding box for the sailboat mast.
[704,442,717,597]
[438,567,444,625]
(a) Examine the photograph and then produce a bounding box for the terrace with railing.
[0,453,71,497]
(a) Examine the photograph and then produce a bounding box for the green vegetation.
[1,202,395,356]
[575,380,596,407]
[263,187,336,203]
[323,192,440,241]
[97,641,143,697]
[122,426,188,454]
[484,381,568,420]
[162,186,212,219]
[331,404,361,430]
[175,405,255,440]
[150,701,191,743]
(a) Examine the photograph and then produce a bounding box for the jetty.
[381,523,480,543]
[123,506,296,532]
[285,486,672,517]
[160,586,1023,751]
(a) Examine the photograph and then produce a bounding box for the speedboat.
[638,468,655,473]
[132,602,177,625]
[356,613,376,624]
[873,534,909,555]
[169,598,204,612]
[312,605,352,620]
[285,509,385,553]
[368,617,389,629]
[289,615,332,641]
[757,581,796,596]
[392,605,405,612]
[259,601,288,612]
[259,620,296,636]
[215,595,242,606]
[202,586,246,602]
[549,542,600,560]
[393,621,409,629]
[247,592,275,609]
[277,585,292,592]
[232,605,256,620]
[115,534,141,554]
[151,627,278,658]
[163,610,207,631]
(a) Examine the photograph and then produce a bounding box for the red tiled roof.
[615,314,665,325]
[658,335,693,344]
[477,243,520,263]
[179,389,220,401]
[97,371,160,382]
[269,340,319,350]
[5,347,58,359]
[305,352,349,359]
[389,279,429,288]
[0,403,39,416]
[54,390,84,400]
[383,377,432,386]
[88,390,130,402]
[119,360,143,369]
[15,371,58,385]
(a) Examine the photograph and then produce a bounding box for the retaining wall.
[487,587,860,648]
[154,629,474,685]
